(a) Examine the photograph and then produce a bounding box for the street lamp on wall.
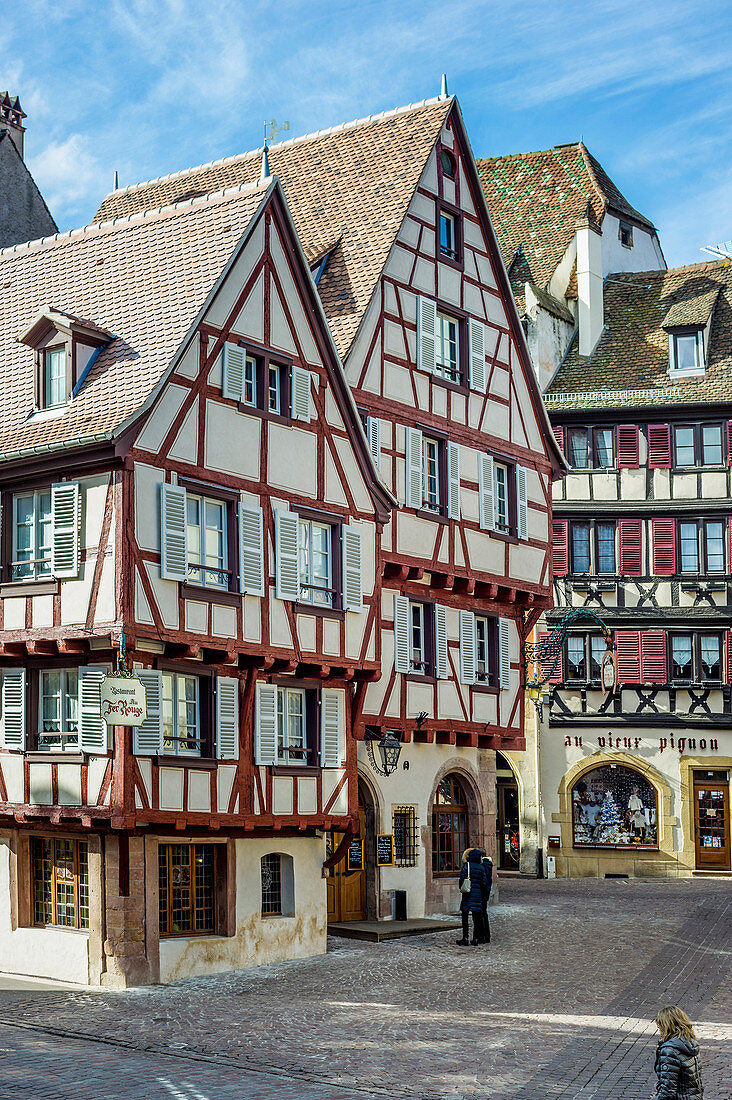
[364,728,402,777]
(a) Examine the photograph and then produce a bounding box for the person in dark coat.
[654,1006,704,1099]
[455,847,488,946]
[479,852,493,943]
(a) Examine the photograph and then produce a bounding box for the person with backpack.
[455,847,488,946]
[654,1005,704,1099]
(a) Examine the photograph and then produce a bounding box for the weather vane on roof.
[265,119,290,146]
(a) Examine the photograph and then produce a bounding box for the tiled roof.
[662,286,719,329]
[93,97,454,359]
[546,260,732,408]
[0,182,270,459]
[476,143,655,291]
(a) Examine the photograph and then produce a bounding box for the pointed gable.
[93,99,454,360]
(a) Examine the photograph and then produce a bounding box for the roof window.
[20,307,112,412]
[668,329,705,377]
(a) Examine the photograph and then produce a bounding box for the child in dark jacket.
[455,848,488,946]
[654,1006,703,1099]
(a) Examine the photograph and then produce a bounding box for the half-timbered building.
[542,260,732,877]
[93,93,564,923]
[0,174,393,986]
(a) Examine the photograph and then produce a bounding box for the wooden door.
[496,781,520,870]
[694,780,731,870]
[327,808,367,922]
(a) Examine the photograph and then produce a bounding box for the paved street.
[0,878,728,1100]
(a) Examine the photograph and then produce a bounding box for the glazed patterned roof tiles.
[476,143,654,291]
[0,183,268,458]
[94,97,454,359]
[547,260,732,409]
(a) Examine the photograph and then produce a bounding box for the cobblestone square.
[0,878,728,1100]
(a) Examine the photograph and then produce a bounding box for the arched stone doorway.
[495,751,520,870]
[326,777,378,922]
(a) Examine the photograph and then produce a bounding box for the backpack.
[459,860,472,894]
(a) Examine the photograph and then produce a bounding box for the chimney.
[576,208,603,356]
[0,91,26,159]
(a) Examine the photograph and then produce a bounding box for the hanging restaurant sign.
[100,675,147,726]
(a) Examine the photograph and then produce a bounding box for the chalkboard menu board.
[346,838,364,871]
[376,834,394,866]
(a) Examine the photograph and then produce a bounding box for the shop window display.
[572,766,658,849]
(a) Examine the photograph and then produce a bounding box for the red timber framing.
[349,103,563,753]
[0,181,392,843]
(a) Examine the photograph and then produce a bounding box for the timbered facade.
[93,94,563,921]
[0,177,392,986]
[541,261,732,877]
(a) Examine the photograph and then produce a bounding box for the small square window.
[618,222,633,248]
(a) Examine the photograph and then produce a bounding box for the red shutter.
[553,425,565,454]
[616,425,639,469]
[552,519,569,576]
[618,519,643,576]
[651,518,676,576]
[727,631,732,684]
[647,424,672,469]
[640,630,667,684]
[538,631,563,684]
[727,421,732,465]
[615,631,641,683]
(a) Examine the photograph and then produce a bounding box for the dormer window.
[44,347,67,408]
[669,328,704,376]
[20,308,112,413]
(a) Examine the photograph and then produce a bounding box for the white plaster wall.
[601,214,666,276]
[0,836,89,984]
[359,744,494,919]
[158,835,327,983]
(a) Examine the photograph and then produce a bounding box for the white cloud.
[27,134,107,223]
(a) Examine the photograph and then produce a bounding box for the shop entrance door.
[694,772,731,870]
[327,807,367,922]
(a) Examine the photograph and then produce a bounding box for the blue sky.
[2,0,731,266]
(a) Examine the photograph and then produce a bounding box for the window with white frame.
[277,686,307,764]
[439,212,458,261]
[38,668,79,751]
[410,602,427,674]
[268,364,282,413]
[243,355,257,405]
[475,616,492,683]
[298,519,332,606]
[435,312,459,382]
[493,462,509,531]
[44,348,67,408]
[422,436,441,511]
[669,329,704,375]
[12,490,52,581]
[186,493,228,589]
[162,672,201,756]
